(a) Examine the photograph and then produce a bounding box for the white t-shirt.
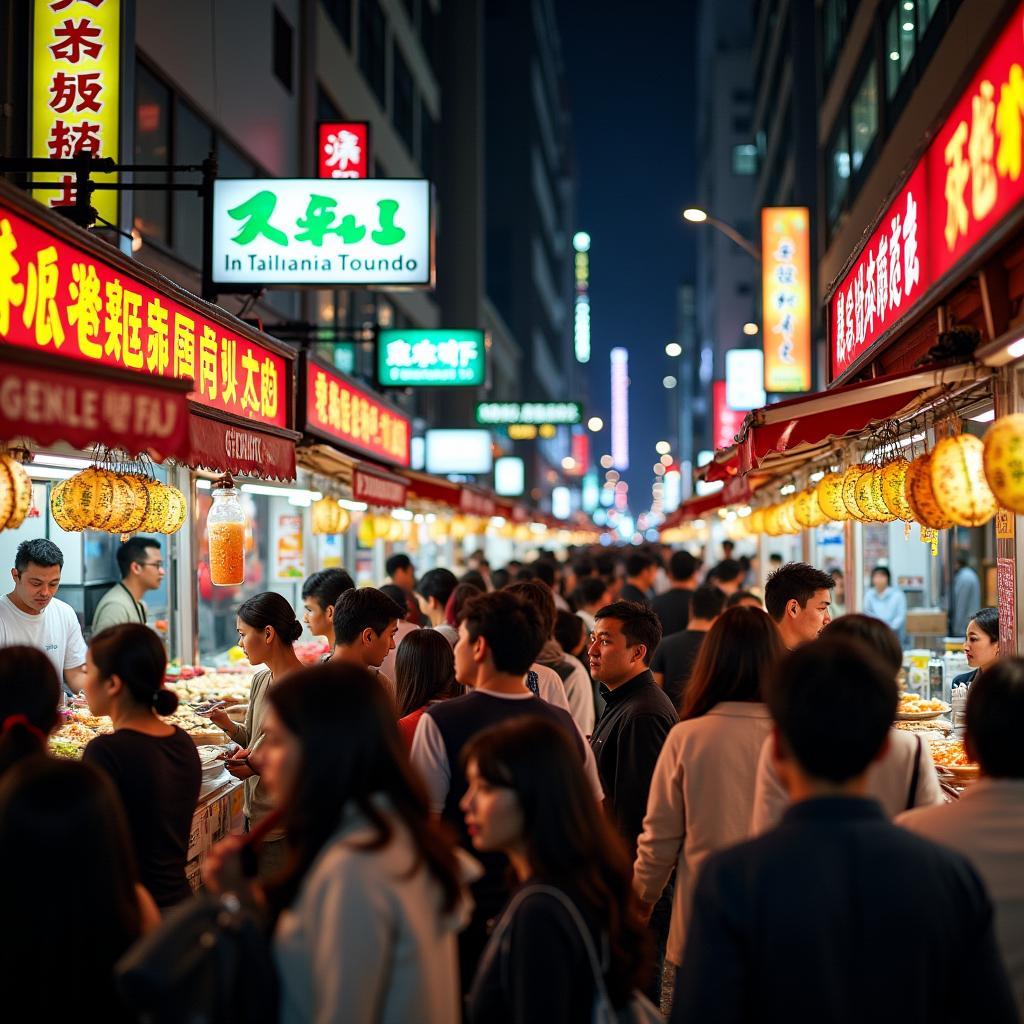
[0,594,87,681]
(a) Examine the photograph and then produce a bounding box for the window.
[419,99,434,179]
[359,0,387,105]
[826,121,851,227]
[393,46,415,153]
[173,100,213,267]
[732,143,758,175]
[133,63,170,243]
[322,0,353,45]
[886,2,916,99]
[850,60,878,174]
[273,7,294,92]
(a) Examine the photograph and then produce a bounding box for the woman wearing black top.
[462,718,651,1024]
[83,623,201,907]
[954,607,1000,687]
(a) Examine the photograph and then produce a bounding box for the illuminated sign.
[476,402,581,425]
[507,424,558,440]
[303,357,411,467]
[424,429,493,475]
[378,328,485,386]
[569,431,589,476]
[830,3,1024,381]
[761,207,811,392]
[573,231,591,363]
[725,348,766,411]
[318,122,370,180]
[211,179,432,287]
[552,486,571,520]
[32,0,120,225]
[0,193,288,426]
[611,347,629,470]
[495,456,525,497]
[712,380,746,451]
[582,470,599,512]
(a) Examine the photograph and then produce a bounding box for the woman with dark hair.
[749,613,944,833]
[634,607,783,972]
[83,623,200,907]
[436,581,484,647]
[204,663,466,1023]
[462,717,651,1023]
[209,592,303,878]
[0,645,61,776]
[955,606,1000,687]
[0,757,159,1018]
[395,629,461,747]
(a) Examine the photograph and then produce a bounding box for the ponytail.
[89,624,177,715]
[0,647,60,776]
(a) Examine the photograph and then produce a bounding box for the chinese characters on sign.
[475,402,582,425]
[318,122,370,180]
[31,0,120,225]
[761,207,811,392]
[378,329,486,387]
[0,199,287,427]
[212,179,432,287]
[830,4,1024,381]
[305,361,411,468]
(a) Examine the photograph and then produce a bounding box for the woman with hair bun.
[209,592,303,877]
[83,622,201,908]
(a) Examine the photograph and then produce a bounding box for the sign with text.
[761,207,811,392]
[303,358,411,467]
[377,328,485,386]
[211,179,432,287]
[318,122,370,180]
[476,402,582,426]
[712,379,746,451]
[352,465,407,508]
[32,0,120,225]
[0,196,287,427]
[830,4,1024,381]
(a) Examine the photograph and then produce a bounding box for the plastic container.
[208,484,245,586]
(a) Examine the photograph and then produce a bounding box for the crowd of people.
[0,536,1021,1022]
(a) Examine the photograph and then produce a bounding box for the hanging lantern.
[905,453,954,530]
[137,480,172,533]
[160,485,188,535]
[358,514,378,547]
[0,455,31,531]
[117,474,150,533]
[778,498,801,534]
[856,468,895,522]
[793,487,827,528]
[982,413,1024,513]
[816,472,849,521]
[50,479,82,533]
[747,508,767,534]
[841,465,872,522]
[103,471,136,533]
[63,466,114,530]
[930,434,997,527]
[879,458,915,522]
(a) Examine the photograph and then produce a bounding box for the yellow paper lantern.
[879,458,914,522]
[0,459,13,531]
[50,479,81,533]
[0,456,31,531]
[358,515,378,547]
[336,507,351,534]
[793,488,827,528]
[930,434,997,527]
[983,413,1024,512]
[855,468,895,522]
[160,485,188,535]
[747,508,766,534]
[764,504,784,536]
[777,498,800,534]
[137,480,171,533]
[117,474,150,533]
[841,465,872,522]
[63,467,114,530]
[905,453,954,530]
[816,471,849,521]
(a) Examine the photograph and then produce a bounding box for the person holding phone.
[209,592,303,878]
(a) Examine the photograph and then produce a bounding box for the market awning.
[352,461,408,509]
[188,409,299,481]
[400,469,463,510]
[661,476,752,528]
[0,352,193,462]
[704,363,988,484]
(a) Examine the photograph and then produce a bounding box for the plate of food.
[928,738,980,779]
[896,693,951,720]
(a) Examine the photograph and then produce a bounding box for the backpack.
[115,892,279,1024]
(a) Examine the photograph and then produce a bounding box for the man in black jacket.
[670,638,1017,1024]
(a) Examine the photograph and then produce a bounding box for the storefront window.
[850,60,878,175]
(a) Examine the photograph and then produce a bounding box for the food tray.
[938,763,980,781]
[190,730,229,746]
[895,707,950,721]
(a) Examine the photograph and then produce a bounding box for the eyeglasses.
[138,561,164,570]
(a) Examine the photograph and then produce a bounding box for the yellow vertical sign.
[761,207,811,392]
[32,0,120,225]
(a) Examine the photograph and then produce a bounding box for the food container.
[208,482,245,586]
[904,650,932,697]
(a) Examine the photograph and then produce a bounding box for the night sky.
[557,0,697,509]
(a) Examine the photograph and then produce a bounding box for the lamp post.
[682,207,762,263]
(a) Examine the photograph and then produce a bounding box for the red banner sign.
[0,357,191,461]
[830,4,1024,380]
[303,358,410,467]
[353,465,407,508]
[460,488,495,517]
[712,380,746,451]
[0,196,289,427]
[188,413,296,481]
[318,122,370,180]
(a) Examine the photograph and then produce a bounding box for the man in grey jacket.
[90,536,164,636]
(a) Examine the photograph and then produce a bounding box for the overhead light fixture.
[742,322,759,336]
[683,208,708,223]
[665,342,682,357]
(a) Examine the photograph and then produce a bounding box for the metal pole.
[705,215,762,263]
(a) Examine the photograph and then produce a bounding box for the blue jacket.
[864,585,907,642]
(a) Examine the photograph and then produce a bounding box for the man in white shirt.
[0,539,87,691]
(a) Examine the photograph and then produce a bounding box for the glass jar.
[208,484,245,586]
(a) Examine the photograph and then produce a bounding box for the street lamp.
[587,416,604,432]
[682,207,762,262]
[742,322,759,336]
[665,341,682,357]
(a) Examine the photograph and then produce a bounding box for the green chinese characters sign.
[476,402,582,425]
[211,179,432,288]
[377,329,487,387]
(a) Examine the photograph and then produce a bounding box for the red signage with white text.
[318,122,370,179]
[830,4,1024,381]
[713,380,746,451]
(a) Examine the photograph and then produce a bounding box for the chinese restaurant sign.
[830,3,1024,381]
[318,122,370,179]
[712,380,746,451]
[211,179,432,287]
[761,207,811,392]
[304,359,411,467]
[476,401,582,426]
[0,197,287,427]
[32,0,120,225]
[377,328,486,386]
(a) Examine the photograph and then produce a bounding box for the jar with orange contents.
[208,478,246,586]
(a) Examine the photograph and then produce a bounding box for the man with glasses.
[91,536,165,635]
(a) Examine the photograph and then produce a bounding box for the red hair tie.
[1,714,46,744]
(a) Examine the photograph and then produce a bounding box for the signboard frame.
[377,328,488,388]
[317,121,371,180]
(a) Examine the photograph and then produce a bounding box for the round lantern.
[117,474,150,533]
[747,508,767,534]
[63,467,113,530]
[905,453,954,530]
[0,456,31,531]
[0,459,13,531]
[793,487,827,528]
[879,458,914,522]
[816,472,849,521]
[358,515,378,547]
[841,465,872,522]
[930,434,997,527]
[137,480,171,533]
[856,468,894,522]
[763,504,783,536]
[50,479,81,533]
[778,498,800,534]
[983,413,1024,512]
[160,485,188,535]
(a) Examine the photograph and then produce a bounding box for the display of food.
[896,693,951,720]
[169,670,255,707]
[894,717,953,735]
[928,738,980,779]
